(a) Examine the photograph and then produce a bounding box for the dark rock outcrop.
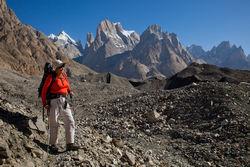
[166,63,250,89]
[131,63,250,91]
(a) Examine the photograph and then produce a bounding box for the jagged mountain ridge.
[48,31,84,59]
[79,22,205,80]
[187,41,250,70]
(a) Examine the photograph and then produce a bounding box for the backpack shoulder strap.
[46,72,56,99]
[49,72,56,90]
[62,72,66,79]
[63,72,66,77]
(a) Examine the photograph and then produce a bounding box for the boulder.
[124,151,136,166]
[35,119,46,133]
[147,110,161,123]
[0,138,11,158]
[112,137,123,147]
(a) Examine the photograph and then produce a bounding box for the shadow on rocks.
[0,106,32,136]
[33,139,66,155]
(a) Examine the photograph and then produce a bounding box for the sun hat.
[54,59,66,69]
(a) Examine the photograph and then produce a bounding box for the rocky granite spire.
[82,19,140,72]
[92,19,140,55]
[85,32,94,48]
[141,24,163,41]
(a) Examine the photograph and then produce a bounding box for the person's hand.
[69,91,75,97]
[44,105,50,110]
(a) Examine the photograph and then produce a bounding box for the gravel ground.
[0,68,249,167]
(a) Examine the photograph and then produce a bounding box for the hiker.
[41,60,79,152]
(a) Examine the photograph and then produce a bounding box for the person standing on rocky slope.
[41,60,80,153]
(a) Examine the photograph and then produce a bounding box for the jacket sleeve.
[41,74,52,106]
[64,72,71,93]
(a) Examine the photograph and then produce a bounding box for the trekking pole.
[70,95,75,119]
[46,109,50,163]
[42,107,45,122]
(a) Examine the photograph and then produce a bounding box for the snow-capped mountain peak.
[48,30,76,45]
[57,30,76,45]
[48,30,84,59]
[48,33,56,40]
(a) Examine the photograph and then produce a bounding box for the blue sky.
[7,0,250,55]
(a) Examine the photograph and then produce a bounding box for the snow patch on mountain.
[114,22,120,26]
[121,30,135,38]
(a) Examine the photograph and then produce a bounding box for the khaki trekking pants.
[49,96,75,145]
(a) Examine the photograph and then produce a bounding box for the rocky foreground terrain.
[0,65,249,167]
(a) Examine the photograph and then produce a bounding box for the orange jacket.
[41,72,71,106]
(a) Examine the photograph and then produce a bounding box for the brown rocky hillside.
[0,0,93,76]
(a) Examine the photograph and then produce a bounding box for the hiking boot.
[66,143,80,151]
[49,145,58,153]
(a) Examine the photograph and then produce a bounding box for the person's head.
[54,60,66,75]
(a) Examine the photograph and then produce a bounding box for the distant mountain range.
[49,20,250,80]
[71,20,204,80]
[187,42,250,70]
